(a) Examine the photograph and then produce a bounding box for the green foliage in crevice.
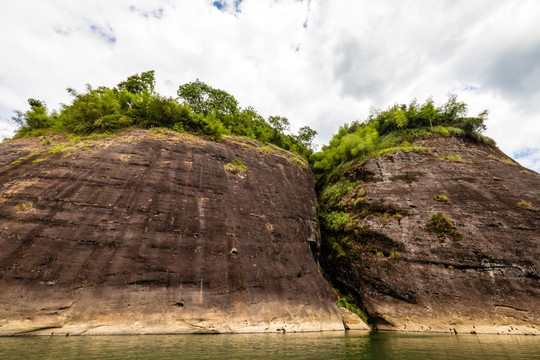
[318,176,405,268]
[336,295,370,325]
[319,179,362,210]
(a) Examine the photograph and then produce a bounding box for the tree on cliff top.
[117,70,156,94]
[177,79,239,116]
[11,71,317,159]
[311,96,491,178]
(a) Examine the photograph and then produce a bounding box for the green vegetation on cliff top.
[311,96,492,184]
[11,71,317,160]
[10,70,491,171]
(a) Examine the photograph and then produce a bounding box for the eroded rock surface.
[321,136,540,334]
[0,130,343,335]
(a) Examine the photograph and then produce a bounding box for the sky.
[1,0,539,171]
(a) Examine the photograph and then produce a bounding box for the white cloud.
[0,0,538,171]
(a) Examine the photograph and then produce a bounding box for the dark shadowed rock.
[321,136,540,334]
[0,130,343,335]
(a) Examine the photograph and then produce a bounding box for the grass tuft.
[427,212,463,241]
[15,201,34,212]
[517,200,533,210]
[320,211,352,232]
[433,194,449,202]
[289,156,308,167]
[224,157,248,174]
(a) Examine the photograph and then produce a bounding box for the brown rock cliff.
[0,130,344,335]
[321,136,540,334]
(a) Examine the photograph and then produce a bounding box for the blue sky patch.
[54,27,71,36]
[89,24,116,44]
[213,1,225,10]
[213,0,243,13]
[462,85,478,91]
[130,5,164,19]
[233,0,243,12]
[154,8,164,19]
[513,148,537,159]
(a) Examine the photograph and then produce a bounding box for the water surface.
[0,331,538,360]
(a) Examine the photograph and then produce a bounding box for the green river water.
[0,331,538,360]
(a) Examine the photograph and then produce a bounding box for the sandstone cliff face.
[321,136,540,334]
[0,130,343,335]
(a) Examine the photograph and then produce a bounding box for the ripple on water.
[0,331,539,360]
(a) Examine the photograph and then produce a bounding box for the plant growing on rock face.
[517,200,533,210]
[15,201,34,212]
[437,154,462,162]
[433,194,449,202]
[320,211,352,232]
[319,179,361,210]
[224,157,247,174]
[289,156,308,167]
[427,212,463,241]
[336,295,369,324]
[392,212,403,223]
